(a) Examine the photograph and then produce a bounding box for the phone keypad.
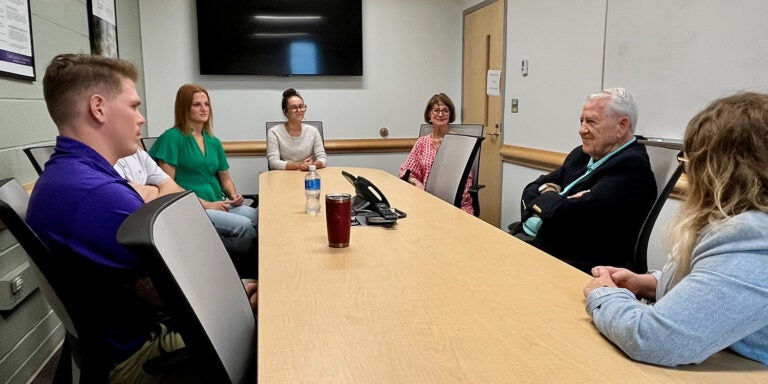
[374,202,398,221]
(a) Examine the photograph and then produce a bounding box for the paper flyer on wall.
[0,0,35,80]
[91,0,116,26]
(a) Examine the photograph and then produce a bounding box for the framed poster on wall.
[87,0,118,58]
[0,0,36,80]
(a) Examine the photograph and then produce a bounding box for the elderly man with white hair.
[510,88,657,273]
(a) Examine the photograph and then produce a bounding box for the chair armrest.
[470,184,486,193]
[468,185,484,218]
[242,193,259,208]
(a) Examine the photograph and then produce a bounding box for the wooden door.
[463,0,505,227]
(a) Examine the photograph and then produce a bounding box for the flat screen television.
[196,0,363,76]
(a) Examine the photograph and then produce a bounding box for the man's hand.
[129,182,160,202]
[568,189,591,199]
[135,277,163,306]
[539,182,562,194]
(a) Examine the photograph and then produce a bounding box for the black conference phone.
[342,170,405,224]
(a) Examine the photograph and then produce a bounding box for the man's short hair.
[586,87,638,132]
[43,54,138,126]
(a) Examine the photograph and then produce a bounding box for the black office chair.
[0,178,187,383]
[424,134,483,211]
[0,178,80,383]
[419,124,485,216]
[631,136,684,273]
[118,191,256,383]
[140,136,158,152]
[23,145,55,175]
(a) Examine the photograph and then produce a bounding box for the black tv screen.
[196,0,363,76]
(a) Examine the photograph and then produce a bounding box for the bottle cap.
[308,164,316,172]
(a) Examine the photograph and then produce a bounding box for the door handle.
[487,123,501,137]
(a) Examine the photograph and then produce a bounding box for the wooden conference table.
[257,167,767,383]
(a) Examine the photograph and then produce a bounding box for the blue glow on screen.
[290,41,319,74]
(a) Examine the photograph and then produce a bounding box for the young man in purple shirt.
[27,54,257,383]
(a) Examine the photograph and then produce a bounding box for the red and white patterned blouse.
[399,135,474,215]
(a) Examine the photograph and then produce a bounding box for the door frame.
[461,0,507,226]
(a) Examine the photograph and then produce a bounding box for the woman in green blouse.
[150,84,257,239]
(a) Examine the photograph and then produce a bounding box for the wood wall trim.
[326,138,417,153]
[500,144,688,199]
[220,139,687,199]
[499,145,566,171]
[222,138,417,157]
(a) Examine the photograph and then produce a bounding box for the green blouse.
[149,127,229,202]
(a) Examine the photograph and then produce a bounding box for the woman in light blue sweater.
[583,92,768,367]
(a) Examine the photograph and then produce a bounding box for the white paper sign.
[0,0,35,79]
[92,0,116,26]
[486,69,501,96]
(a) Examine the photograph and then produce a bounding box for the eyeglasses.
[677,151,689,172]
[289,105,307,112]
[431,108,450,116]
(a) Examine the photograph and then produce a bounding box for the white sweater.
[266,123,327,170]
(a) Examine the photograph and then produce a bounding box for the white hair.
[586,87,638,132]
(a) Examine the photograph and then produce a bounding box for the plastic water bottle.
[305,164,321,214]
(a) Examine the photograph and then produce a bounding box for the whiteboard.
[603,0,768,139]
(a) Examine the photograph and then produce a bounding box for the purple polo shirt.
[28,136,144,269]
[27,136,153,363]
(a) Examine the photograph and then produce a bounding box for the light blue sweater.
[586,210,768,366]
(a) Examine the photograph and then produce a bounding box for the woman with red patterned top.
[399,93,474,215]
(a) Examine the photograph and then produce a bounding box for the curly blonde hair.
[666,92,768,283]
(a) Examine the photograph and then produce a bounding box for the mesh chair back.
[420,124,484,215]
[141,137,158,152]
[418,123,483,138]
[425,134,483,208]
[23,145,55,175]
[632,136,684,273]
[118,191,256,383]
[266,120,324,142]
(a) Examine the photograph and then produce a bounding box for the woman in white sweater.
[266,88,327,170]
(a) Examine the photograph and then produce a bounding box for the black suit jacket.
[520,141,656,273]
